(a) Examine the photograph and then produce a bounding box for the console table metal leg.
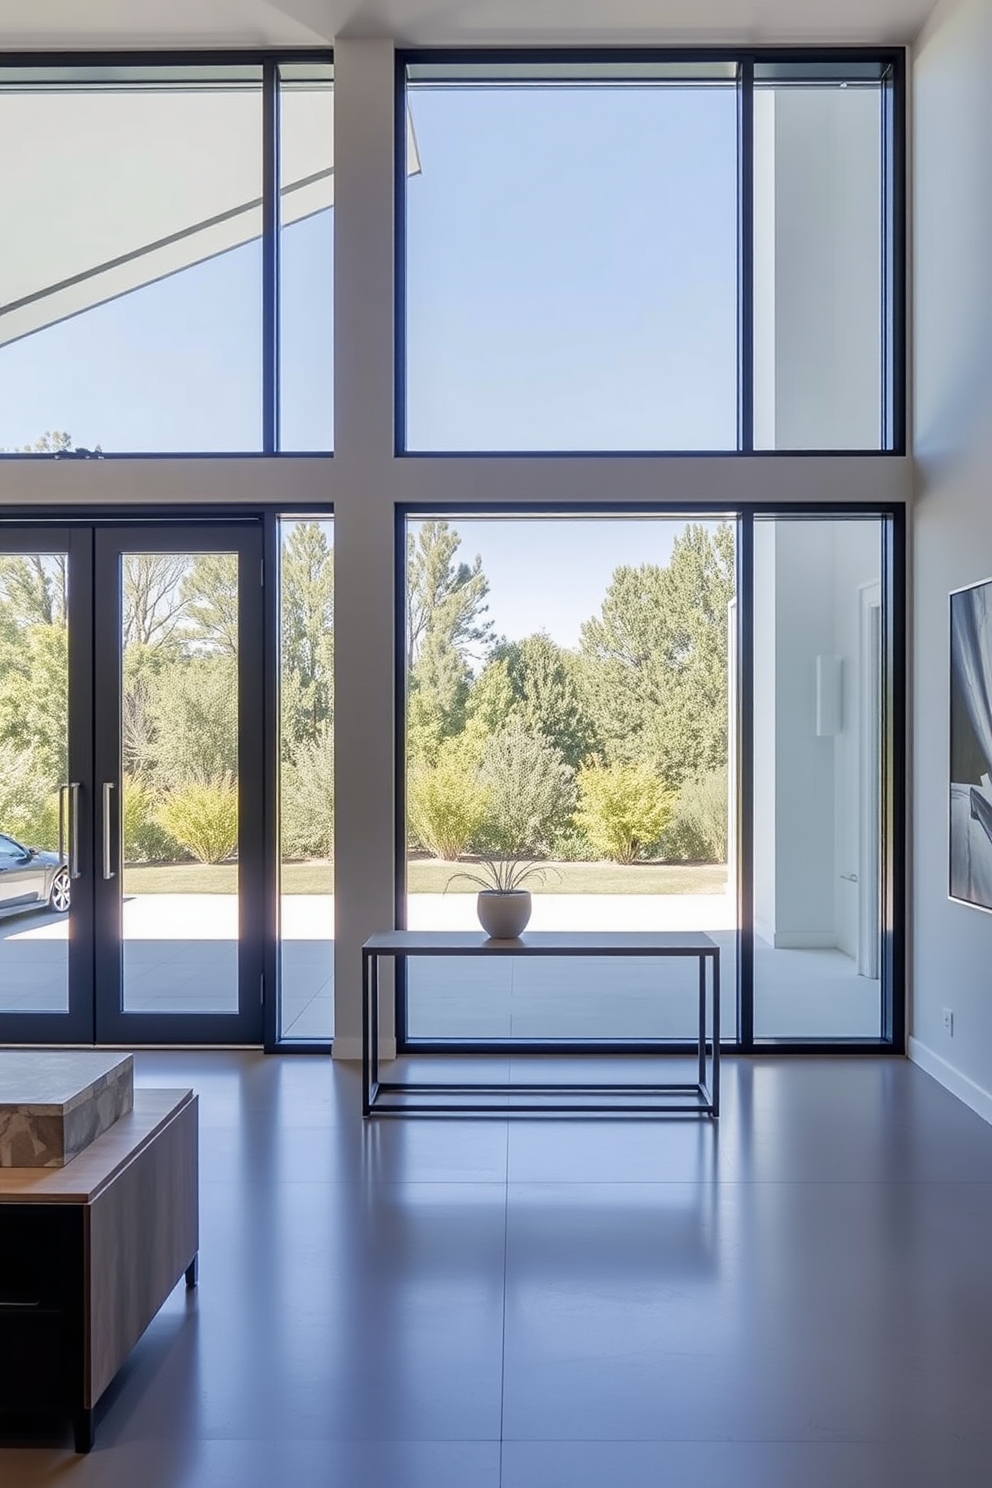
[73,1407,94,1454]
[362,950,371,1116]
[371,953,380,1090]
[697,955,706,1091]
[712,951,721,1117]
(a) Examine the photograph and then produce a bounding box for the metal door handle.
[58,783,68,867]
[103,782,115,880]
[68,782,81,880]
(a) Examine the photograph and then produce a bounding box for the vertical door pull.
[102,782,115,881]
[58,783,68,868]
[69,782,81,880]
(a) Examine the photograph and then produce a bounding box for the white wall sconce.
[816,655,843,736]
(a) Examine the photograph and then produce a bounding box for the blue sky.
[408,515,730,651]
[0,80,734,455]
[2,82,734,640]
[406,84,738,451]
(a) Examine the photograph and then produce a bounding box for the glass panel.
[404,515,738,1042]
[753,77,885,450]
[279,518,334,1040]
[0,68,263,452]
[752,517,883,1039]
[404,74,739,451]
[279,64,334,452]
[121,552,239,1014]
[0,552,70,1013]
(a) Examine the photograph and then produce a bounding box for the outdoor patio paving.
[0,891,881,1041]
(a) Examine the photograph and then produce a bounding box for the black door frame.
[0,515,279,1047]
[0,525,95,1044]
[92,522,265,1046]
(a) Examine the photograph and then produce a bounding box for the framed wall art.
[950,576,992,911]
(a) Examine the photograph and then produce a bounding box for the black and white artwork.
[950,577,992,911]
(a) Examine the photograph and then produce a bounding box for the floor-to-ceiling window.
[751,514,887,1039]
[401,513,739,1046]
[279,516,335,1041]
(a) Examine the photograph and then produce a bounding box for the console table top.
[364,929,719,956]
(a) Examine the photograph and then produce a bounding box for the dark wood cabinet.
[0,1090,198,1451]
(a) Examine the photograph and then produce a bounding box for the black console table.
[362,930,719,1117]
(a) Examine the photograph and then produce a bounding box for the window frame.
[0,50,334,459]
[395,47,906,457]
[394,499,905,1057]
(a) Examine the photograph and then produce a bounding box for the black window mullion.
[262,58,280,454]
[737,510,755,1049]
[886,55,907,455]
[263,511,281,1050]
[738,60,754,454]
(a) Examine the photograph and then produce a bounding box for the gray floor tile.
[2,1051,992,1488]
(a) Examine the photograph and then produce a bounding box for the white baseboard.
[753,920,835,951]
[332,1035,396,1062]
[909,1036,992,1128]
[771,931,836,950]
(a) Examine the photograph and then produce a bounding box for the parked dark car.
[0,833,70,917]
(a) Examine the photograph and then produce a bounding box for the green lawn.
[123,859,727,896]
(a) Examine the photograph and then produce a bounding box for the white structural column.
[332,40,398,1060]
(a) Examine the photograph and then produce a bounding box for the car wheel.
[49,868,71,914]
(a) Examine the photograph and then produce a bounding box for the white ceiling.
[0,0,936,49]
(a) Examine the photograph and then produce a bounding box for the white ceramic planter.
[476,890,532,939]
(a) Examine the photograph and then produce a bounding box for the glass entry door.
[0,522,264,1046]
[93,526,264,1044]
[0,528,94,1042]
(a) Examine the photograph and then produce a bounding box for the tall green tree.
[406,521,493,759]
[0,554,67,630]
[182,553,239,657]
[493,631,597,771]
[406,520,493,672]
[579,523,735,786]
[279,523,334,754]
[0,552,70,846]
[122,554,191,650]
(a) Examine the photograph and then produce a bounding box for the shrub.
[408,738,489,860]
[122,775,178,863]
[548,825,595,863]
[575,760,675,865]
[0,751,60,850]
[281,725,334,860]
[148,657,238,789]
[660,767,728,863]
[475,721,575,857]
[156,777,239,865]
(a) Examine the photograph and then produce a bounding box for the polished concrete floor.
[2,1050,992,1486]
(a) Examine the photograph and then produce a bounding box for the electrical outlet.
[942,1007,954,1036]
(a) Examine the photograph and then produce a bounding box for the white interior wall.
[754,518,881,957]
[753,85,882,451]
[832,521,882,961]
[0,38,913,1059]
[763,523,839,948]
[911,0,992,1120]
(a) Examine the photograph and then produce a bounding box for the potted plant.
[446,855,550,939]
